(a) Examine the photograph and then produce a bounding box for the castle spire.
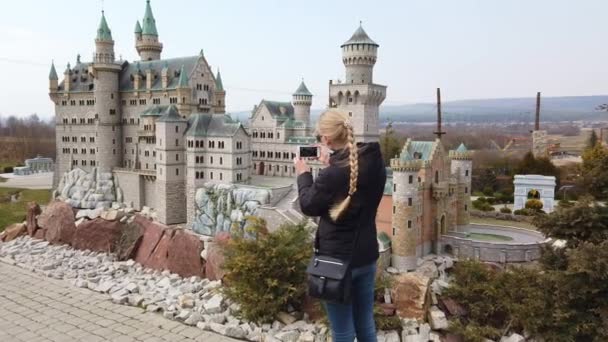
[178,65,189,87]
[215,69,224,92]
[142,0,158,36]
[96,10,113,41]
[135,20,142,34]
[49,61,58,80]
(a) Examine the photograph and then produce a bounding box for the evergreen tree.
[580,144,608,200]
[588,130,599,149]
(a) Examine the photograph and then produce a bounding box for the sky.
[0,0,607,119]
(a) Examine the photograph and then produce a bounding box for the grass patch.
[467,232,514,242]
[0,187,51,232]
[470,216,537,230]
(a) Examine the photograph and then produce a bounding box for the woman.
[294,110,386,342]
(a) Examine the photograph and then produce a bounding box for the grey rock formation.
[192,183,271,236]
[55,168,123,210]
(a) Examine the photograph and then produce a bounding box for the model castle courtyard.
[50,1,474,271]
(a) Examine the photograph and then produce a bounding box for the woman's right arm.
[297,168,337,217]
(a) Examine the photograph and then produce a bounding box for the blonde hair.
[316,110,358,221]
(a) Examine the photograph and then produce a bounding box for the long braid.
[329,122,358,221]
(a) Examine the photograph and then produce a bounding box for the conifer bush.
[222,217,312,323]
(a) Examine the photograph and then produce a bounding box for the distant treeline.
[0,114,56,164]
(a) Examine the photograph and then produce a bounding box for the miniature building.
[13,156,54,175]
[377,140,473,271]
[49,1,247,225]
[513,175,556,213]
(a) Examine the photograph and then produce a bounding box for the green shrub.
[473,199,495,212]
[472,191,485,197]
[525,199,543,211]
[557,199,574,208]
[222,217,312,323]
[483,186,494,196]
[3,166,13,173]
[500,207,512,214]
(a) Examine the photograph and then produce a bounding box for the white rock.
[278,311,297,325]
[179,294,195,308]
[297,331,315,342]
[204,294,224,314]
[418,323,431,341]
[209,322,247,339]
[125,283,139,293]
[97,281,115,293]
[128,294,144,307]
[385,330,400,342]
[429,306,449,330]
[275,330,300,342]
[501,333,525,342]
[429,332,441,342]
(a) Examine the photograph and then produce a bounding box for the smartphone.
[298,146,319,158]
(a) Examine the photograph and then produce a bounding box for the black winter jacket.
[297,142,387,268]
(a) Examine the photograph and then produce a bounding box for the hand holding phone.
[298,146,319,159]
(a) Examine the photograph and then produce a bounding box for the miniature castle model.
[49,1,249,225]
[387,140,473,271]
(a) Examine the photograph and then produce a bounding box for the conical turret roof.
[178,65,189,87]
[215,69,224,92]
[96,11,113,41]
[49,62,58,80]
[142,0,158,36]
[135,20,142,34]
[293,80,312,96]
[456,143,468,153]
[341,24,378,47]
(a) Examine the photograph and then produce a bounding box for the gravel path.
[0,261,236,342]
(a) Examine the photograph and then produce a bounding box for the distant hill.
[229,95,608,124]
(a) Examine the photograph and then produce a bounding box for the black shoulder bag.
[306,225,361,304]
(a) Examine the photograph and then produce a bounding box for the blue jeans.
[324,263,377,342]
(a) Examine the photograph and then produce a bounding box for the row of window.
[62,147,97,154]
[61,136,95,143]
[194,170,244,182]
[60,99,95,106]
[61,148,96,155]
[195,84,211,91]
[72,160,97,166]
[62,117,96,124]
[252,151,295,160]
[187,140,242,149]
[252,131,281,140]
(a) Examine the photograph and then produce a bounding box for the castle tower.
[292,80,312,126]
[213,69,226,114]
[176,65,192,114]
[449,143,473,226]
[63,63,72,92]
[49,62,58,92]
[329,24,386,143]
[136,0,163,61]
[155,106,187,224]
[390,151,422,271]
[92,10,122,173]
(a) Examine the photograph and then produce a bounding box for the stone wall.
[440,227,545,263]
